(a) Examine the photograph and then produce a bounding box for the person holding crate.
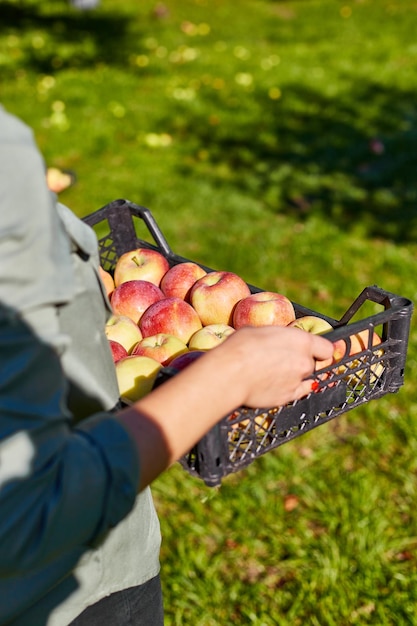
[0,104,333,625]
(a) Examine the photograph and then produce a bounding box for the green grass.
[2,0,417,623]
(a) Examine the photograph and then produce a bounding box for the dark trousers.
[68,575,164,626]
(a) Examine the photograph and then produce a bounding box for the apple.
[190,271,251,326]
[233,291,296,329]
[188,323,235,350]
[114,247,170,287]
[288,315,334,335]
[160,261,207,301]
[333,328,383,384]
[139,297,203,344]
[332,328,382,361]
[227,409,274,439]
[99,265,115,298]
[115,355,162,402]
[169,350,206,371]
[108,339,128,363]
[131,333,189,366]
[105,314,143,353]
[111,279,165,324]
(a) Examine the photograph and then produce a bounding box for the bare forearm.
[118,347,243,490]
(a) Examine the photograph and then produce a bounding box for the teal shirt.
[0,106,161,624]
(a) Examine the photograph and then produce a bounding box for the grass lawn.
[2,0,417,623]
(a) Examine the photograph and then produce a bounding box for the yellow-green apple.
[227,409,273,438]
[131,333,189,366]
[108,339,128,363]
[160,261,207,301]
[139,297,203,344]
[114,247,170,287]
[105,314,143,353]
[115,355,162,402]
[169,350,206,371]
[188,323,235,350]
[99,266,115,298]
[288,315,334,335]
[111,279,165,324]
[190,271,251,326]
[233,291,296,329]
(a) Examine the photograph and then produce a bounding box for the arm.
[0,302,331,573]
[0,108,138,576]
[118,325,334,490]
[0,304,139,576]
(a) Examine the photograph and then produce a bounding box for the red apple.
[115,355,162,402]
[139,297,203,344]
[332,328,382,363]
[99,265,115,298]
[190,271,251,326]
[111,280,165,324]
[114,247,170,287]
[160,261,207,301]
[332,328,383,383]
[105,314,143,353]
[233,291,296,329]
[188,323,235,350]
[131,333,189,366]
[169,350,206,371]
[108,339,128,363]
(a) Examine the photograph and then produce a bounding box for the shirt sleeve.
[0,303,140,576]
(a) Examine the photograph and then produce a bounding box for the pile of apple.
[99,247,383,404]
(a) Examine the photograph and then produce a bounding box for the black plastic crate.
[84,199,413,486]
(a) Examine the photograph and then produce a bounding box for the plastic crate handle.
[84,198,174,259]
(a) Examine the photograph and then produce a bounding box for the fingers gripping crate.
[84,199,413,487]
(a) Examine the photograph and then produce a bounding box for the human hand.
[214,325,334,409]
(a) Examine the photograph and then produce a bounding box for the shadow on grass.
[0,0,136,71]
[169,81,417,243]
[2,1,416,243]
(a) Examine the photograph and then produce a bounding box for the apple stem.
[131,255,142,267]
